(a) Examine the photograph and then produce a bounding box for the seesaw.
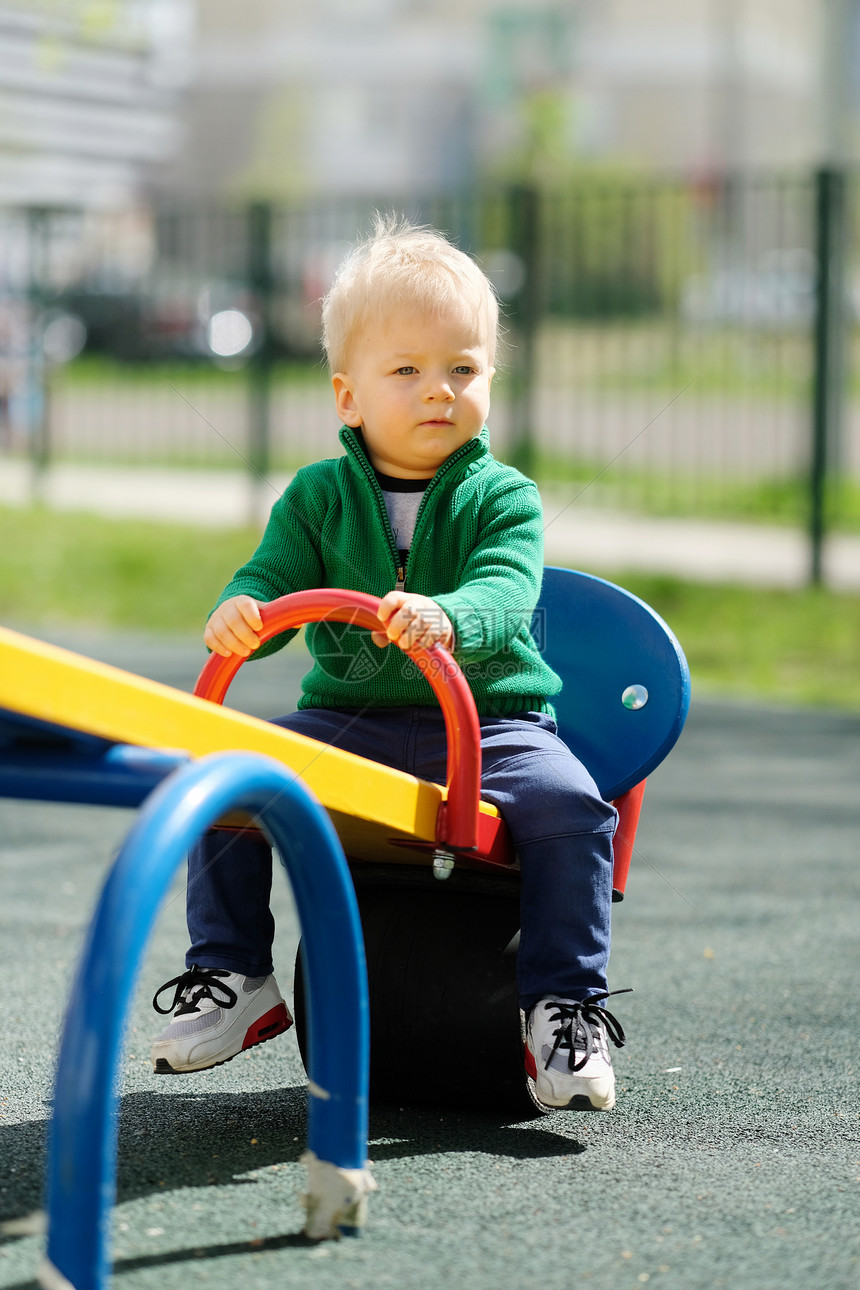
[0,567,689,1287]
[191,571,691,1111]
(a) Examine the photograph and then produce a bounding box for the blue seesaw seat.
[536,567,690,899]
[539,566,690,803]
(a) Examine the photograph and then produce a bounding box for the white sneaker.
[151,965,292,1073]
[523,992,628,1111]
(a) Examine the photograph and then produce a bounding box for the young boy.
[151,216,627,1111]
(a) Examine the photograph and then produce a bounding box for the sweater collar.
[339,424,490,484]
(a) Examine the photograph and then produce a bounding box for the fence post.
[26,207,50,500]
[504,185,541,478]
[247,201,275,525]
[809,167,847,585]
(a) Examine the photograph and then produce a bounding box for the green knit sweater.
[214,425,561,717]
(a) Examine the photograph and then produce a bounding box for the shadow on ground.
[1,632,858,1290]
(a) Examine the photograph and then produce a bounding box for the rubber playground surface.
[1,630,858,1290]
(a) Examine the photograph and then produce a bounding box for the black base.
[293,864,540,1116]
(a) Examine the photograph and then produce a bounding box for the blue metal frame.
[42,751,369,1290]
[0,710,187,807]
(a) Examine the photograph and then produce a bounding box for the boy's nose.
[423,375,455,401]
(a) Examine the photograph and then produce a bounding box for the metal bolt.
[432,850,455,880]
[622,684,649,710]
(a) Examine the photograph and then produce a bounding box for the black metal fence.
[1,173,857,565]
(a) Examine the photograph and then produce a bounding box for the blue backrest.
[535,567,691,801]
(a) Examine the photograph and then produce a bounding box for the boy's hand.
[373,591,454,653]
[204,595,264,658]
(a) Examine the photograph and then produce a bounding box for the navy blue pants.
[185,707,617,1010]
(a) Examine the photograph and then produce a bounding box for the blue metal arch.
[42,751,369,1290]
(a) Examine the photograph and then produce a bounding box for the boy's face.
[332,301,494,478]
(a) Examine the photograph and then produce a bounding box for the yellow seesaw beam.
[0,624,498,862]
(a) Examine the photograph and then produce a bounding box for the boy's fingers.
[398,618,424,650]
[210,628,254,657]
[228,600,263,643]
[205,638,233,658]
[227,598,262,637]
[239,596,263,629]
[203,622,229,656]
[376,590,404,626]
[204,613,260,658]
[232,618,262,648]
[387,606,417,644]
[220,621,258,651]
[374,595,452,651]
[397,615,440,652]
[377,607,400,642]
[412,626,441,651]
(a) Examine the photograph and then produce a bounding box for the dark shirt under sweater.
[374,470,432,572]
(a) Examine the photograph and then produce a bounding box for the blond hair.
[321,213,499,373]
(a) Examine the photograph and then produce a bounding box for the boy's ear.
[332,373,362,427]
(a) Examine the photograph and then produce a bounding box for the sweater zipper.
[342,427,484,593]
[356,458,409,590]
[396,434,483,591]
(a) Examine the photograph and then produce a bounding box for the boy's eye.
[395,365,416,375]
[453,365,474,375]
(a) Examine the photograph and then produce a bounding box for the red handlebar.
[193,589,481,850]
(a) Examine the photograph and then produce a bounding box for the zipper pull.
[395,565,406,591]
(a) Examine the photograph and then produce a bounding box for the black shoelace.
[543,990,631,1073]
[152,964,238,1017]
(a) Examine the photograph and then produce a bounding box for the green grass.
[62,354,326,390]
[2,506,859,711]
[529,457,860,532]
[617,572,860,710]
[0,506,260,634]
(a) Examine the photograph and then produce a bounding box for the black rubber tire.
[293,865,539,1115]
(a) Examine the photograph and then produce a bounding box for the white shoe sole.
[521,1007,616,1112]
[152,989,292,1074]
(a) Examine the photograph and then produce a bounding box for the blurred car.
[47,277,261,362]
[680,249,817,328]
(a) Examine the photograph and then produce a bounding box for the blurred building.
[160,0,492,199]
[577,0,821,172]
[0,0,194,207]
[163,0,860,203]
[1,1,857,210]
